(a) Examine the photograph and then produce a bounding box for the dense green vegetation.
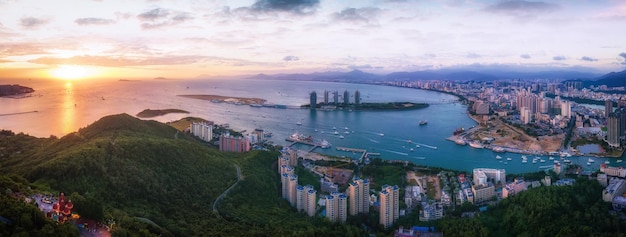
[545,93,605,106]
[2,114,625,236]
[136,109,189,118]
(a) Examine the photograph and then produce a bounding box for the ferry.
[468,141,484,149]
[419,120,428,125]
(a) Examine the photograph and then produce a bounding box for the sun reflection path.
[62,82,76,135]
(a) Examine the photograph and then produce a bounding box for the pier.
[336,146,370,163]
[286,138,321,152]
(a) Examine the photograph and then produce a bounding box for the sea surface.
[0,78,621,173]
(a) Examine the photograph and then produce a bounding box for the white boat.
[344,131,350,134]
[332,126,337,130]
[563,159,571,163]
[549,157,554,160]
[379,133,384,136]
[415,144,421,148]
[410,148,414,152]
[339,135,344,139]
[314,129,318,132]
[605,161,610,164]
[588,158,595,163]
[618,160,623,163]
[468,141,484,149]
[344,127,349,130]
[522,160,527,163]
[334,131,339,135]
[296,121,302,125]
[320,140,331,148]
[540,159,546,163]
[532,160,537,164]
[587,162,591,166]
[521,155,527,159]
[496,155,502,159]
[407,140,412,143]
[506,157,512,161]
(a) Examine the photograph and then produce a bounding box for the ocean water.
[0,78,619,173]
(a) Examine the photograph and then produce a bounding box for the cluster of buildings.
[189,121,268,152]
[277,148,401,229]
[598,164,626,211]
[309,89,361,109]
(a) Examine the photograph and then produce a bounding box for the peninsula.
[301,102,429,111]
[0,84,34,98]
[178,94,266,105]
[136,109,189,118]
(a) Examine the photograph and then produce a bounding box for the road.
[212,164,242,215]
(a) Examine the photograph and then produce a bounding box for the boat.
[339,135,344,139]
[264,132,273,138]
[532,159,537,164]
[407,140,412,143]
[563,159,571,163]
[587,162,591,166]
[334,131,339,135]
[605,161,610,164]
[296,121,302,126]
[468,141,484,149]
[415,144,421,148]
[455,139,467,146]
[496,155,502,159]
[419,120,428,125]
[618,160,623,163]
[320,140,331,148]
[506,157,512,161]
[588,158,595,163]
[540,159,546,163]
[492,146,505,152]
[549,157,554,160]
[410,148,414,152]
[521,155,527,159]
[522,160,527,163]
[332,127,337,130]
[379,133,385,136]
[344,131,350,134]
[344,127,349,130]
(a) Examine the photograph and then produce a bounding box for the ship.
[468,141,484,149]
[419,120,428,125]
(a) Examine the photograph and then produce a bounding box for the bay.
[0,78,618,173]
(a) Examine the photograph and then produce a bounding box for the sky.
[0,0,626,80]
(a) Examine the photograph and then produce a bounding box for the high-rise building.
[343,90,350,105]
[561,101,571,118]
[354,90,361,105]
[297,184,317,215]
[333,91,339,104]
[326,192,347,223]
[310,91,317,109]
[348,178,370,215]
[473,168,506,185]
[190,122,213,142]
[219,135,250,152]
[379,185,399,229]
[323,90,329,104]
[606,100,614,118]
[520,107,531,124]
[607,112,620,147]
[288,174,298,207]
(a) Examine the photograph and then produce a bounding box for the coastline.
[178,94,266,105]
[136,109,189,118]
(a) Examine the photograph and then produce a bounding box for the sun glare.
[51,65,90,80]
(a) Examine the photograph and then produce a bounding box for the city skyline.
[0,0,625,80]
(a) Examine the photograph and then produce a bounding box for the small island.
[178,94,267,105]
[0,84,35,98]
[136,109,189,118]
[301,102,429,111]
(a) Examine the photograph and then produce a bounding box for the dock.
[336,146,370,163]
[286,138,320,152]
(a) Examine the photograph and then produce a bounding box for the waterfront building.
[379,185,400,229]
[503,178,527,198]
[471,182,495,204]
[323,90,329,104]
[310,91,317,109]
[600,164,626,177]
[606,99,613,118]
[190,122,213,142]
[343,90,350,105]
[326,192,347,223]
[473,168,506,185]
[333,91,339,104]
[602,178,626,202]
[348,178,370,216]
[354,90,361,105]
[297,185,317,217]
[219,134,250,152]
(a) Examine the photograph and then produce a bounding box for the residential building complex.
[379,185,400,229]
[603,178,626,202]
[503,178,527,198]
[296,185,317,217]
[190,121,213,142]
[473,168,506,185]
[219,134,250,152]
[348,178,370,216]
[326,192,347,223]
[600,164,626,177]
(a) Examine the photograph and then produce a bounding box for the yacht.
[339,135,344,139]
[532,159,537,164]
[522,159,527,163]
[605,161,610,164]
[379,133,385,136]
[344,131,350,134]
[587,162,591,166]
[495,155,502,160]
[588,158,595,163]
[334,131,339,135]
[540,159,546,163]
[618,160,623,163]
[506,157,512,161]
[419,120,428,125]
[521,155,527,159]
[410,148,414,152]
[320,140,331,149]
[563,159,571,163]
[296,121,302,126]
[549,157,554,160]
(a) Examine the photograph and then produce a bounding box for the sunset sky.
[1,0,625,80]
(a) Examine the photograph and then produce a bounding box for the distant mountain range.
[583,70,626,88]
[247,69,607,83]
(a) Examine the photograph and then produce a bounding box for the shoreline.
[136,109,189,118]
[178,94,267,105]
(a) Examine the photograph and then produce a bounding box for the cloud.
[251,0,319,14]
[332,7,381,24]
[485,0,557,18]
[74,18,115,26]
[467,52,482,59]
[136,8,193,29]
[620,52,626,60]
[283,55,299,61]
[520,54,531,59]
[28,55,206,67]
[552,56,566,61]
[20,17,49,28]
[580,56,597,62]
[348,64,374,70]
[0,43,48,56]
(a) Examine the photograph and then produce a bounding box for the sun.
[51,65,89,80]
